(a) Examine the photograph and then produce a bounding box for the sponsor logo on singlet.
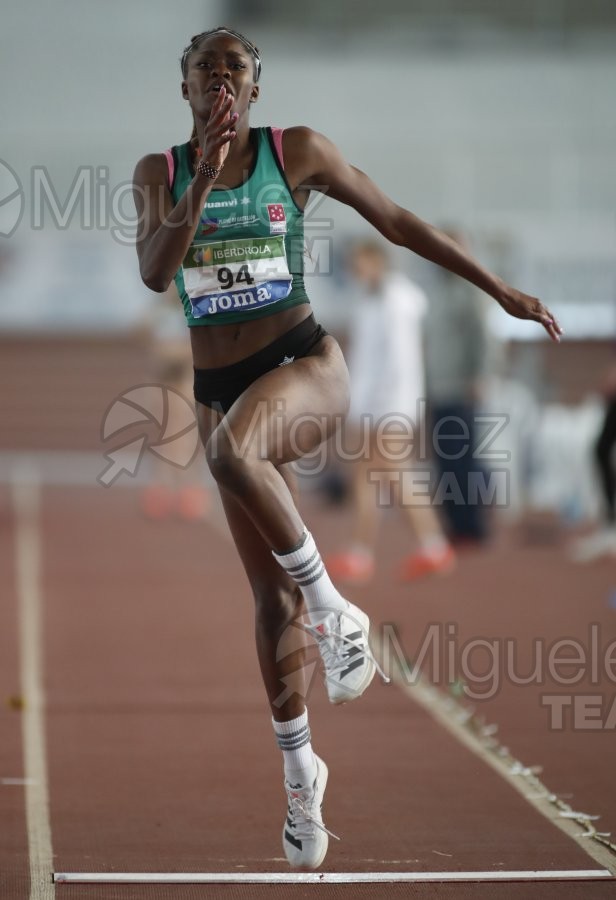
[199,215,219,236]
[267,203,287,235]
[206,198,239,209]
[204,284,281,315]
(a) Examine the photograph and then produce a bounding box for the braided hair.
[181,27,261,156]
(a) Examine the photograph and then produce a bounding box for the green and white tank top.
[166,127,309,326]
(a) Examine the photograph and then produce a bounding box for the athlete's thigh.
[195,399,225,448]
[195,396,300,586]
[218,463,301,591]
[221,335,351,464]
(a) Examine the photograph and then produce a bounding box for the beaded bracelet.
[196,159,222,180]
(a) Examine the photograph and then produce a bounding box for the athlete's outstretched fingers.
[533,300,563,342]
[498,288,563,343]
[526,295,561,339]
[541,308,563,342]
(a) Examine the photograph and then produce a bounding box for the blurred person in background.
[140,287,210,520]
[326,239,455,583]
[570,359,616,562]
[424,227,499,547]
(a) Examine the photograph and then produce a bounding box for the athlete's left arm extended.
[286,127,562,343]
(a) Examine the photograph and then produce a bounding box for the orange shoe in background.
[177,485,210,521]
[397,545,456,582]
[325,550,375,585]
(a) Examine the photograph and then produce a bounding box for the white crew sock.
[273,529,349,626]
[272,710,317,786]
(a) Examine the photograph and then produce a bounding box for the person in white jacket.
[327,239,455,583]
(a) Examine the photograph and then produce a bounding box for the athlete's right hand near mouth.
[200,85,238,174]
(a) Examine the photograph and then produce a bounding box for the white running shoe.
[305,602,388,704]
[282,756,338,868]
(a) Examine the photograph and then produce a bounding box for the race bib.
[182,236,292,318]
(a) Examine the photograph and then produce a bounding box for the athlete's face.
[181,34,259,121]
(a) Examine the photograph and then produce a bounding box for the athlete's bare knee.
[205,426,256,489]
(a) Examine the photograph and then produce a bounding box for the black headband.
[181,28,262,81]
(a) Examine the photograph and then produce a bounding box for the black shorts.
[193,313,328,414]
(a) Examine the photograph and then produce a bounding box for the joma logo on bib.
[206,285,274,314]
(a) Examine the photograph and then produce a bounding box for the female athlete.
[133,26,562,869]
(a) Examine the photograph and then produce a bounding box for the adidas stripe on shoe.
[305,602,389,704]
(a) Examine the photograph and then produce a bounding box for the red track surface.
[2,482,615,899]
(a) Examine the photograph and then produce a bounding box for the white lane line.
[12,465,55,900]
[1,778,39,786]
[53,870,613,884]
